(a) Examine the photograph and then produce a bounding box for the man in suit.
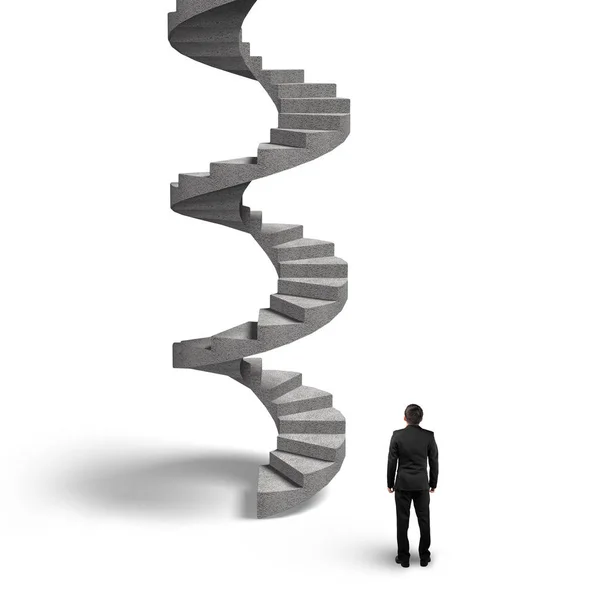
[387,404,439,567]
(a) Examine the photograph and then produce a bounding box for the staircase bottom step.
[257,465,306,518]
[269,450,342,490]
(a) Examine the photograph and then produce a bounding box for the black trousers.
[395,489,431,562]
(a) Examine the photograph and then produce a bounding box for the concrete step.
[269,450,336,487]
[257,143,298,152]
[201,357,247,380]
[194,56,250,71]
[277,433,346,462]
[179,207,246,231]
[174,0,246,21]
[273,238,334,261]
[169,26,240,43]
[257,464,299,492]
[240,357,262,388]
[210,156,259,178]
[270,128,337,149]
[257,465,304,518]
[213,321,256,340]
[278,278,348,301]
[276,83,337,98]
[257,308,303,342]
[271,385,333,416]
[257,143,306,168]
[270,294,337,322]
[279,256,348,278]
[260,370,302,402]
[178,172,210,197]
[174,207,240,221]
[245,55,263,72]
[171,187,242,212]
[211,321,258,354]
[247,210,263,232]
[263,69,304,84]
[195,217,248,233]
[170,41,241,57]
[280,98,351,114]
[259,223,303,247]
[279,407,345,434]
[279,113,350,131]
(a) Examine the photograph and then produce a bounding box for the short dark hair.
[405,404,423,425]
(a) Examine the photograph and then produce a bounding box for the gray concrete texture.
[168,0,350,518]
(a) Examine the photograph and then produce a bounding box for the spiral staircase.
[169,0,350,517]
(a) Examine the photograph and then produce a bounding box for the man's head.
[404,404,424,425]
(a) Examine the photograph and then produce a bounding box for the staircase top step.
[257,465,300,493]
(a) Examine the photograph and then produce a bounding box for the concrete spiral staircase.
[169,0,350,517]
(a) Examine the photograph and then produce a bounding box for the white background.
[1,0,599,597]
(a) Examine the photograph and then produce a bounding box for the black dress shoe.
[420,557,431,567]
[395,556,410,567]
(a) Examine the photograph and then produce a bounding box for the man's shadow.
[54,447,326,520]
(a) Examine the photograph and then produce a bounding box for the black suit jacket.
[387,425,439,491]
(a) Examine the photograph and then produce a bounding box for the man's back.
[388,406,438,567]
[387,424,439,491]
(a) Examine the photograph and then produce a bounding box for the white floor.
[2,379,596,598]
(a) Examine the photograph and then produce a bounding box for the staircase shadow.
[55,449,262,520]
[54,447,327,521]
